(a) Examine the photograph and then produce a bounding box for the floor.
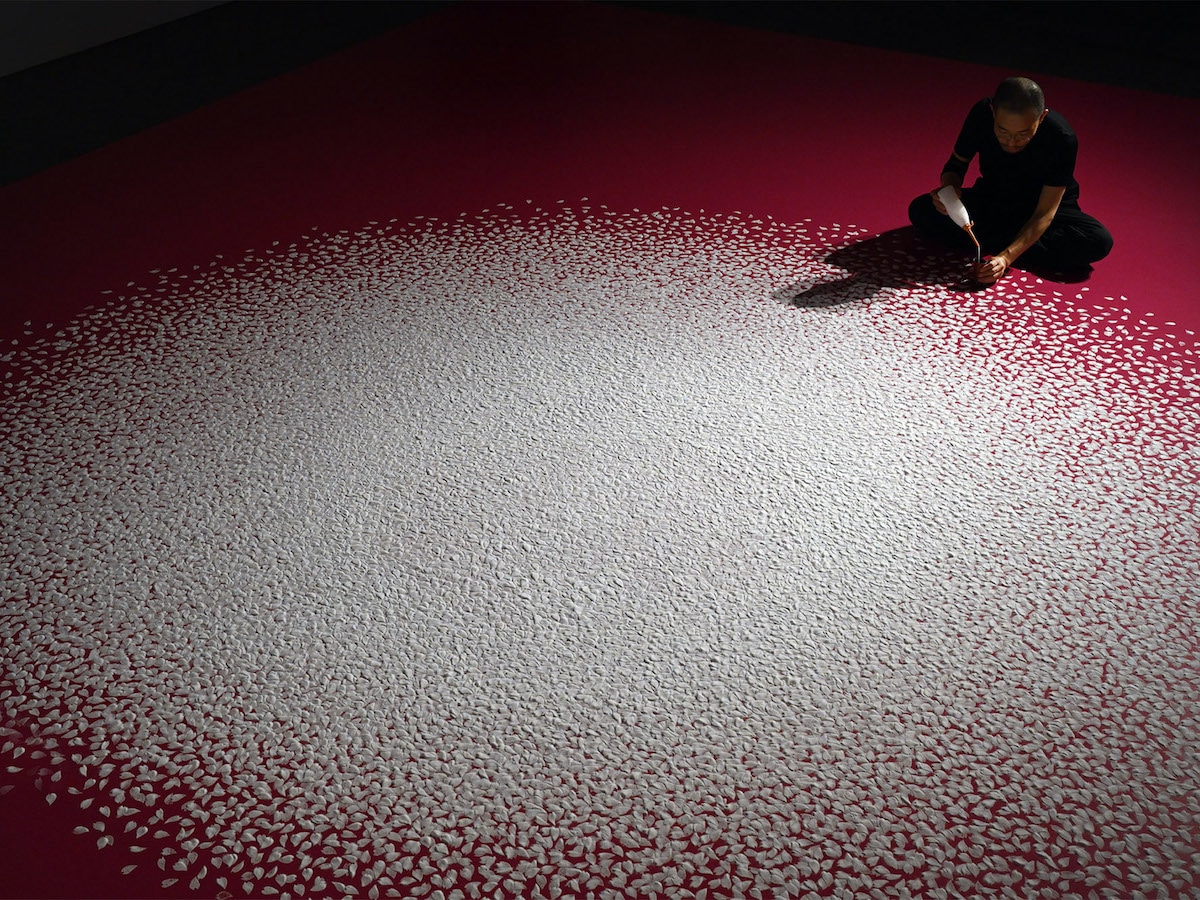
[1,3,1197,898]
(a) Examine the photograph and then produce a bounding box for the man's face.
[991,105,1048,153]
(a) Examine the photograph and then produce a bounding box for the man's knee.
[1065,221,1114,265]
[1042,215,1114,267]
[908,193,938,231]
[1088,225,1114,264]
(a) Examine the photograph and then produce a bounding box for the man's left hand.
[972,254,1009,285]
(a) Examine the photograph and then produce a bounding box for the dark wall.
[3,0,1197,187]
[0,1,227,78]
[0,1,449,186]
[632,1,1200,101]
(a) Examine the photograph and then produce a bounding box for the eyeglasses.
[993,123,1037,145]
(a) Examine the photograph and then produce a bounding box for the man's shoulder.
[1044,109,1075,133]
[1041,110,1078,146]
[962,97,992,131]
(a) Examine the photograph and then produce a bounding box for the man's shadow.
[776,226,1092,308]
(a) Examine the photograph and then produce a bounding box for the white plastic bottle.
[936,185,971,228]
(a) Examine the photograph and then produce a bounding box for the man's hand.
[972,254,1009,285]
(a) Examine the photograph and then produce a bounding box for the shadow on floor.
[776,226,1093,308]
[773,227,968,308]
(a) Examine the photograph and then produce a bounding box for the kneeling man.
[909,76,1112,284]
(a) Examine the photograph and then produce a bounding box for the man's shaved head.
[993,77,1046,117]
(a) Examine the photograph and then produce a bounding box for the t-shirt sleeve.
[1043,127,1078,187]
[952,99,991,161]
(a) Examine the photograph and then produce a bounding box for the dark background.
[2,1,1197,188]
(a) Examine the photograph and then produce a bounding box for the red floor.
[1,3,1197,897]
[2,2,1198,348]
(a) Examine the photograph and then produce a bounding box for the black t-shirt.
[954,98,1081,214]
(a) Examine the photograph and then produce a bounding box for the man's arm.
[974,184,1066,283]
[931,152,971,214]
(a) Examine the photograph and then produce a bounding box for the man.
[909,76,1113,284]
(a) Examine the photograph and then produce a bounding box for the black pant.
[908,188,1113,271]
